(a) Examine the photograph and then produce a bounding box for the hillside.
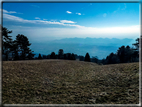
[2,60,139,104]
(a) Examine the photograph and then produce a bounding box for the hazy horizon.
[30,37,136,59]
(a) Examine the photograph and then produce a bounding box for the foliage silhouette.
[38,53,42,59]
[84,53,90,62]
[132,38,139,52]
[2,27,13,60]
[106,52,120,64]
[71,53,76,60]
[58,49,64,59]
[13,34,34,60]
[50,52,56,59]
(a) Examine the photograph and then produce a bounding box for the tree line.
[101,44,139,65]
[36,49,87,61]
[2,26,141,65]
[35,37,140,65]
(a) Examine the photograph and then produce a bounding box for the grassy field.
[2,59,139,104]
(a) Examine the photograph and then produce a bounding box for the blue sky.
[1,2,140,42]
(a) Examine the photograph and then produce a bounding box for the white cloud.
[35,17,40,20]
[1,9,17,14]
[65,24,85,28]
[103,13,107,17]
[3,12,84,28]
[0,9,23,14]
[38,20,64,25]
[3,13,36,23]
[60,20,76,24]
[66,11,72,14]
[76,13,81,15]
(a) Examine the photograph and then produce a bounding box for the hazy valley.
[31,37,135,59]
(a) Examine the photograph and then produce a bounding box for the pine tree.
[84,53,90,62]
[38,53,42,59]
[13,34,34,60]
[50,52,56,59]
[2,27,13,60]
[58,49,64,59]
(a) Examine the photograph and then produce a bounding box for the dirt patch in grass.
[2,60,139,104]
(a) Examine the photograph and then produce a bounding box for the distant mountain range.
[31,37,135,59]
[53,37,135,46]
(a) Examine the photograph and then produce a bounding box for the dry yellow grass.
[2,59,139,104]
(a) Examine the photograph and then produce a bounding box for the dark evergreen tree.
[11,40,19,60]
[2,27,13,60]
[84,53,90,62]
[55,55,58,59]
[66,53,71,60]
[38,53,42,59]
[132,38,139,52]
[125,45,133,62]
[58,49,64,59]
[50,52,56,59]
[64,54,67,60]
[117,46,126,63]
[132,38,139,62]
[71,53,76,60]
[12,34,34,60]
[106,52,120,64]
[27,51,35,60]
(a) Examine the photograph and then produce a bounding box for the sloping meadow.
[2,60,139,104]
